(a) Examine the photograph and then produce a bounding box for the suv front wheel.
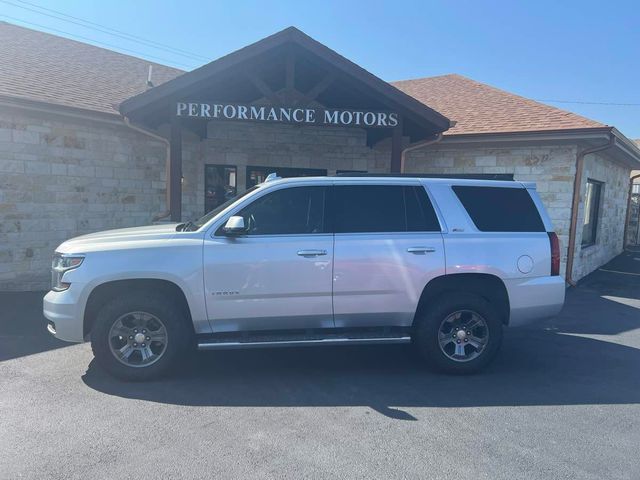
[91,292,192,381]
[413,292,503,374]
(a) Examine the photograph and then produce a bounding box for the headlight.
[51,254,84,291]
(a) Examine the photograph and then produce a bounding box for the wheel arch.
[83,278,193,339]
[414,273,510,326]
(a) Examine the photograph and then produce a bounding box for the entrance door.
[332,183,445,328]
[203,184,334,332]
[205,165,237,215]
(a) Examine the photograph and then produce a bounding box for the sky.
[2,0,639,138]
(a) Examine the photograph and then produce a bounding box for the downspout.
[565,133,616,286]
[400,133,444,173]
[122,117,172,222]
[623,172,640,248]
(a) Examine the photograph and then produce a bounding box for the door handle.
[297,249,328,257]
[407,247,436,254]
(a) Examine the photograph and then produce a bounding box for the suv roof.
[332,173,514,181]
[260,175,532,189]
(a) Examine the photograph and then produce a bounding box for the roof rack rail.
[331,173,515,181]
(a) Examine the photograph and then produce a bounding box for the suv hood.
[56,223,182,254]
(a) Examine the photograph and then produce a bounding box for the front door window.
[234,186,327,235]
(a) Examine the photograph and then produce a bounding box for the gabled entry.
[119,27,451,220]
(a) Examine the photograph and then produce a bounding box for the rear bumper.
[43,286,85,343]
[505,275,565,327]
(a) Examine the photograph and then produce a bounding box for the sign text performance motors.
[176,102,399,128]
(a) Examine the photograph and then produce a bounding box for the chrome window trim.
[216,233,334,239]
[333,231,442,237]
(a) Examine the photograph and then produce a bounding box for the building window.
[245,166,327,189]
[581,179,603,247]
[205,165,237,214]
[633,183,640,195]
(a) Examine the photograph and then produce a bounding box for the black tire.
[91,291,192,381]
[413,292,503,374]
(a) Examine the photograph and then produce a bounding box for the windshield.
[191,186,260,229]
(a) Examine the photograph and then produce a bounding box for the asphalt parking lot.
[1,251,639,480]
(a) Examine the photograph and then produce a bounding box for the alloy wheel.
[108,311,168,367]
[437,309,489,362]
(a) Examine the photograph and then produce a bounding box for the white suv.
[44,175,565,380]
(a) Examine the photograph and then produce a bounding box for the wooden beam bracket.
[297,73,335,106]
[284,49,296,103]
[246,70,281,104]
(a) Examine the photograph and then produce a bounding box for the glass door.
[205,165,237,215]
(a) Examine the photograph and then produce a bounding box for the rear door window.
[405,186,441,232]
[333,185,440,233]
[452,185,544,232]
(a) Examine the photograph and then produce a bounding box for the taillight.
[548,232,560,276]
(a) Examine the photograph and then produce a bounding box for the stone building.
[629,155,640,247]
[1,22,639,290]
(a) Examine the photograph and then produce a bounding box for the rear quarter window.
[452,185,545,232]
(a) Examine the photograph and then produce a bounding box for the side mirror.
[223,216,246,235]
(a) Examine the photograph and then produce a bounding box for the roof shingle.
[0,22,607,135]
[0,22,183,115]
[392,74,606,135]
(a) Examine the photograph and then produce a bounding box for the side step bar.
[197,336,412,351]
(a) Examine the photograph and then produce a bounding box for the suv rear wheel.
[91,291,192,381]
[413,292,503,374]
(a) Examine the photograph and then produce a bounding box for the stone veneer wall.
[0,106,631,290]
[179,120,391,220]
[0,106,166,290]
[571,152,630,280]
[628,170,640,246]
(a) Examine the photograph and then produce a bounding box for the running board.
[197,336,411,350]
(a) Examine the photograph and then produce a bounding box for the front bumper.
[43,285,86,343]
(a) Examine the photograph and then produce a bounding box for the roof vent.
[146,65,154,89]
